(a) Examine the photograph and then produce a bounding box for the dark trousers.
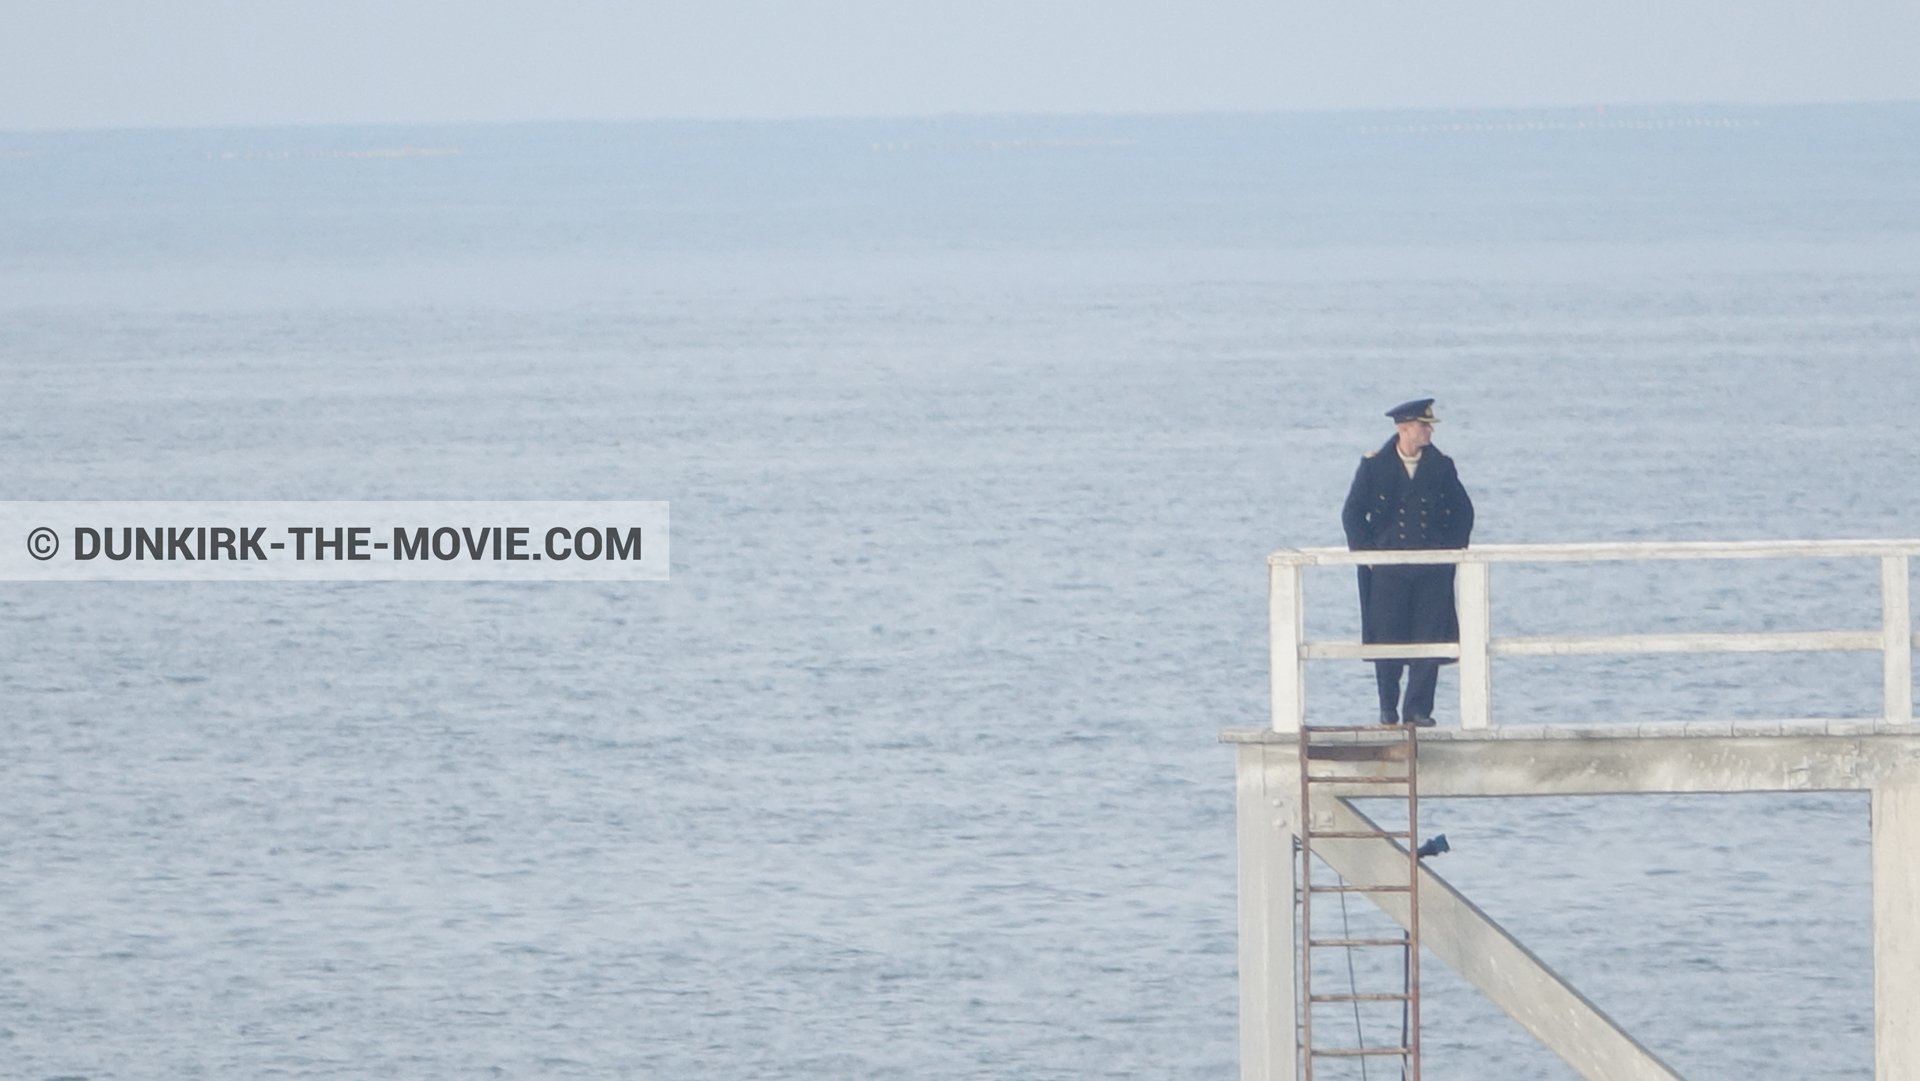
[1362,563,1457,721]
[1376,659,1440,720]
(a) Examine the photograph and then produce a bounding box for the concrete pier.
[1224,719,1920,1081]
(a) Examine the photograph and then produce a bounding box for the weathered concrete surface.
[1315,798,1682,1081]
[1874,785,1920,1081]
[1222,723,1920,796]
[1225,724,1920,1081]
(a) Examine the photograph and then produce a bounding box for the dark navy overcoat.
[1340,437,1475,646]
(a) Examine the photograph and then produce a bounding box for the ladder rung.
[1302,725,1413,733]
[1309,937,1410,947]
[1309,884,1410,893]
[1311,992,1412,1002]
[1311,1047,1414,1057]
[1304,830,1411,839]
[1308,744,1410,762]
[1305,775,1410,784]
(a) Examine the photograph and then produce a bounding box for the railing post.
[1885,555,1912,725]
[1457,559,1492,729]
[1270,557,1305,732]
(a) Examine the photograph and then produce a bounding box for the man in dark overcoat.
[1341,398,1475,726]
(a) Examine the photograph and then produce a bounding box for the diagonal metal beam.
[1315,798,1685,1081]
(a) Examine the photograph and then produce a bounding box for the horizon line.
[5,98,1919,139]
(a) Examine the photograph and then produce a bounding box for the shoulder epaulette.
[1363,451,1377,459]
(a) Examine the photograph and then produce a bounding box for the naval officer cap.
[1386,398,1439,423]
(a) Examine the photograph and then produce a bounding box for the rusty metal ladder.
[1298,722,1422,1081]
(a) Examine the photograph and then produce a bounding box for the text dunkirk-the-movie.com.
[4,502,668,581]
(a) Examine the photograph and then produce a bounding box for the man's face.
[1396,420,1433,452]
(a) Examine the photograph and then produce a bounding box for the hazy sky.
[6,0,1919,130]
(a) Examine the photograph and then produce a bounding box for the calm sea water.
[2,104,1917,1080]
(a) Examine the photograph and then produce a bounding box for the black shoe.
[1405,715,1436,728]
[1380,709,1400,725]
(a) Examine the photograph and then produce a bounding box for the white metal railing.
[1268,539,1919,731]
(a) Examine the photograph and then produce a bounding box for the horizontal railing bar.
[1304,641,1462,660]
[1310,937,1411,948]
[1271,538,1920,567]
[1310,992,1412,1002]
[1305,629,1906,662]
[1312,1047,1413,1057]
[1494,630,1882,656]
